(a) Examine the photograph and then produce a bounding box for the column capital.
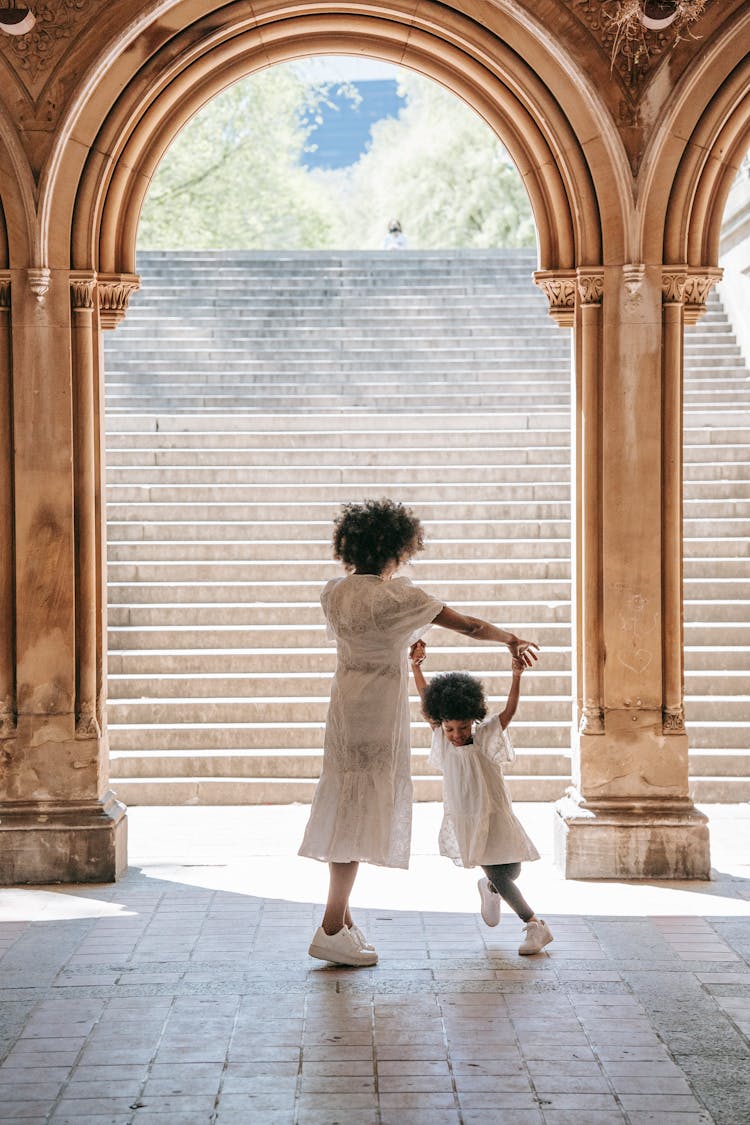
[661,267,688,304]
[663,705,686,734]
[70,271,97,310]
[682,267,723,324]
[0,272,10,309]
[533,269,577,326]
[576,268,604,305]
[97,273,140,329]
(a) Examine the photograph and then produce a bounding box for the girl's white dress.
[298,574,443,869]
[428,715,540,868]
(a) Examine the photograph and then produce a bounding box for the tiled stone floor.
[1,802,749,1125]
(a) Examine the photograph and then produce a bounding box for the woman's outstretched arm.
[431,605,539,666]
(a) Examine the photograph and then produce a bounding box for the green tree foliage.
[138,65,536,250]
[138,68,340,249]
[327,73,536,249]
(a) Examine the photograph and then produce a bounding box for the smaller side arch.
[664,54,750,267]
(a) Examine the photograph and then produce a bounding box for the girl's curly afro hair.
[332,498,425,575]
[422,672,487,724]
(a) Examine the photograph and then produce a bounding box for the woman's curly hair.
[422,672,488,724]
[332,498,425,574]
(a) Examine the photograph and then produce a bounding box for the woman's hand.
[508,637,539,667]
[409,640,426,665]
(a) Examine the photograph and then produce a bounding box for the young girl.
[410,639,553,956]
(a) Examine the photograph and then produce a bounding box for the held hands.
[511,656,526,674]
[508,637,540,668]
[409,640,427,665]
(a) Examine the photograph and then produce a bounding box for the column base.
[554,792,710,879]
[0,791,127,885]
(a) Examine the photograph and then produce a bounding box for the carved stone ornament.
[662,705,686,733]
[75,702,101,739]
[0,274,10,309]
[0,0,96,84]
[97,273,140,329]
[70,272,97,310]
[533,270,577,327]
[27,267,50,302]
[623,263,646,303]
[577,269,604,305]
[683,267,722,324]
[564,0,709,97]
[661,268,688,303]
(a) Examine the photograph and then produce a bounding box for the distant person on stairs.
[383,219,408,250]
[410,639,553,957]
[299,498,539,968]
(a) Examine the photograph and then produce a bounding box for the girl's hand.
[511,656,526,674]
[409,640,426,665]
[508,637,540,668]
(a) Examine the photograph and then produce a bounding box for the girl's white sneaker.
[478,877,501,927]
[518,919,553,955]
[308,925,378,967]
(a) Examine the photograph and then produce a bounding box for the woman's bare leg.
[322,861,359,934]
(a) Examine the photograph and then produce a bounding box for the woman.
[299,498,538,967]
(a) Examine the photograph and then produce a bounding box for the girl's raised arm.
[409,641,438,728]
[498,656,526,731]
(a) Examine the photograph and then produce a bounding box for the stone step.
[105,645,573,676]
[688,778,750,801]
[106,558,571,582]
[104,447,571,467]
[105,500,572,522]
[107,718,571,751]
[105,463,573,484]
[106,622,573,650]
[104,431,572,452]
[104,575,746,605]
[109,747,571,779]
[104,411,571,432]
[107,669,572,700]
[105,483,572,505]
[106,538,573,562]
[107,775,570,805]
[106,600,571,627]
[106,518,573,541]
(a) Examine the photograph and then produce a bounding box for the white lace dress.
[298,574,443,869]
[428,715,540,868]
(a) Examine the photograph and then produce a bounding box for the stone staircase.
[103,250,750,803]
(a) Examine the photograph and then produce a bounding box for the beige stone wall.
[0,0,749,881]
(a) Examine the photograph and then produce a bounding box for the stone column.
[0,268,126,885]
[0,273,14,740]
[536,264,711,879]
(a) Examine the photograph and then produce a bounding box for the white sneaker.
[308,925,378,967]
[349,923,375,951]
[518,919,553,955]
[478,877,501,927]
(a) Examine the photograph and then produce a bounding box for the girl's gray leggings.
[481,863,534,923]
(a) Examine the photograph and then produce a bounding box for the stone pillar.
[0,268,127,885]
[536,264,712,879]
[0,273,14,740]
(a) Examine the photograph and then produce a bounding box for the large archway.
[2,0,749,883]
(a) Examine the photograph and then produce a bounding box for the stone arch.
[0,110,36,268]
[46,1,631,279]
